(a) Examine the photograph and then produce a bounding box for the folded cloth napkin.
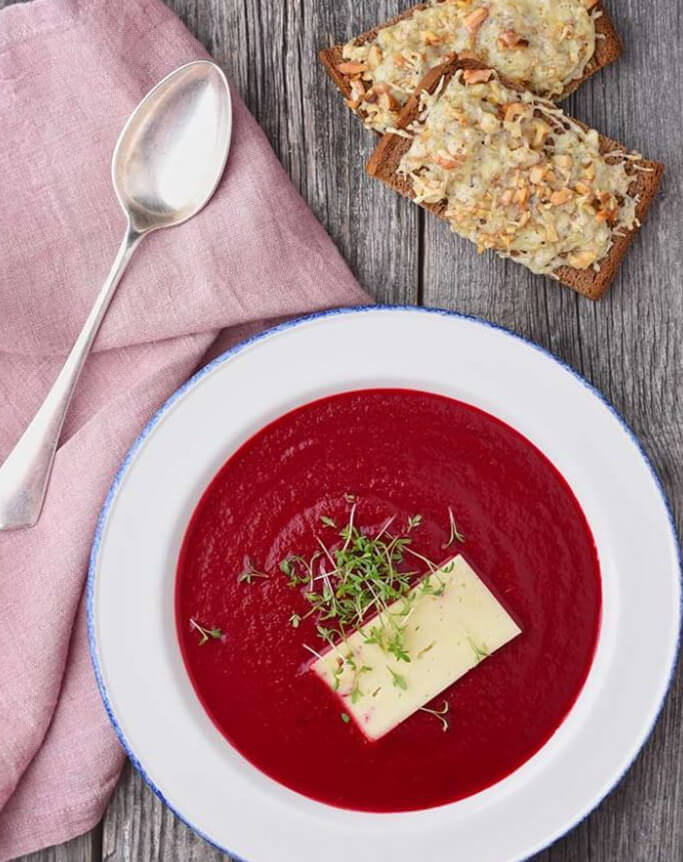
[0,0,367,857]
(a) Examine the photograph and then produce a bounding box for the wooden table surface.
[4,0,681,860]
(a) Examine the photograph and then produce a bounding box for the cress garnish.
[238,557,269,584]
[442,506,465,549]
[235,499,475,716]
[468,636,490,664]
[387,666,408,690]
[189,618,222,646]
[279,501,469,701]
[281,501,438,670]
[418,701,450,732]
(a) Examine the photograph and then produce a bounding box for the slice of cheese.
[311,554,521,740]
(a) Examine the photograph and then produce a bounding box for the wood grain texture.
[163,0,419,305]
[9,832,101,862]
[3,0,680,860]
[418,1,683,860]
[101,764,228,862]
[319,0,623,123]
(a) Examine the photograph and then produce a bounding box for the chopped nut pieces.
[434,151,465,169]
[498,29,529,49]
[397,68,643,277]
[464,7,489,34]
[336,61,367,75]
[531,120,551,147]
[422,30,444,46]
[595,192,618,223]
[504,102,528,123]
[529,166,546,184]
[515,186,530,205]
[368,45,383,69]
[463,68,494,84]
[569,250,597,268]
[374,83,401,111]
[338,0,600,132]
[348,79,366,107]
[550,188,573,205]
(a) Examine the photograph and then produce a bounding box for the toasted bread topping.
[341,0,599,132]
[397,69,644,275]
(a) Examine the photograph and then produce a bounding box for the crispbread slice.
[321,1,622,128]
[366,59,663,300]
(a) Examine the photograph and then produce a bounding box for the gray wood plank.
[101,764,227,862]
[2,0,679,859]
[9,832,101,862]
[419,0,683,860]
[166,0,419,306]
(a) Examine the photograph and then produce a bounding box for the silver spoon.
[0,60,232,531]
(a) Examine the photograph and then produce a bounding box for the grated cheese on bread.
[366,58,663,299]
[321,0,623,134]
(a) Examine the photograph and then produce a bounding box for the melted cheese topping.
[397,70,641,275]
[342,0,599,132]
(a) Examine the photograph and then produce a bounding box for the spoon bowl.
[114,61,232,233]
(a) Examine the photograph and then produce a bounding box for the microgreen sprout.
[407,514,423,532]
[419,700,450,732]
[189,618,222,646]
[387,666,408,690]
[468,636,490,663]
[350,664,372,703]
[417,641,436,659]
[442,506,465,549]
[238,558,269,584]
[280,504,435,676]
[271,499,465,703]
[302,643,326,662]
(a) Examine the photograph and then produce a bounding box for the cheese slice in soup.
[311,555,521,741]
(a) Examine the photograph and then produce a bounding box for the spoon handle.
[0,225,144,531]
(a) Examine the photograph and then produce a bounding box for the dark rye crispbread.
[320,0,623,123]
[366,58,664,299]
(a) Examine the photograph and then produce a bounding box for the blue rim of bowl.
[87,304,681,862]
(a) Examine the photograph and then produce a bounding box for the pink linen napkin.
[0,0,368,857]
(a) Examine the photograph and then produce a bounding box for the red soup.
[176,389,601,812]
